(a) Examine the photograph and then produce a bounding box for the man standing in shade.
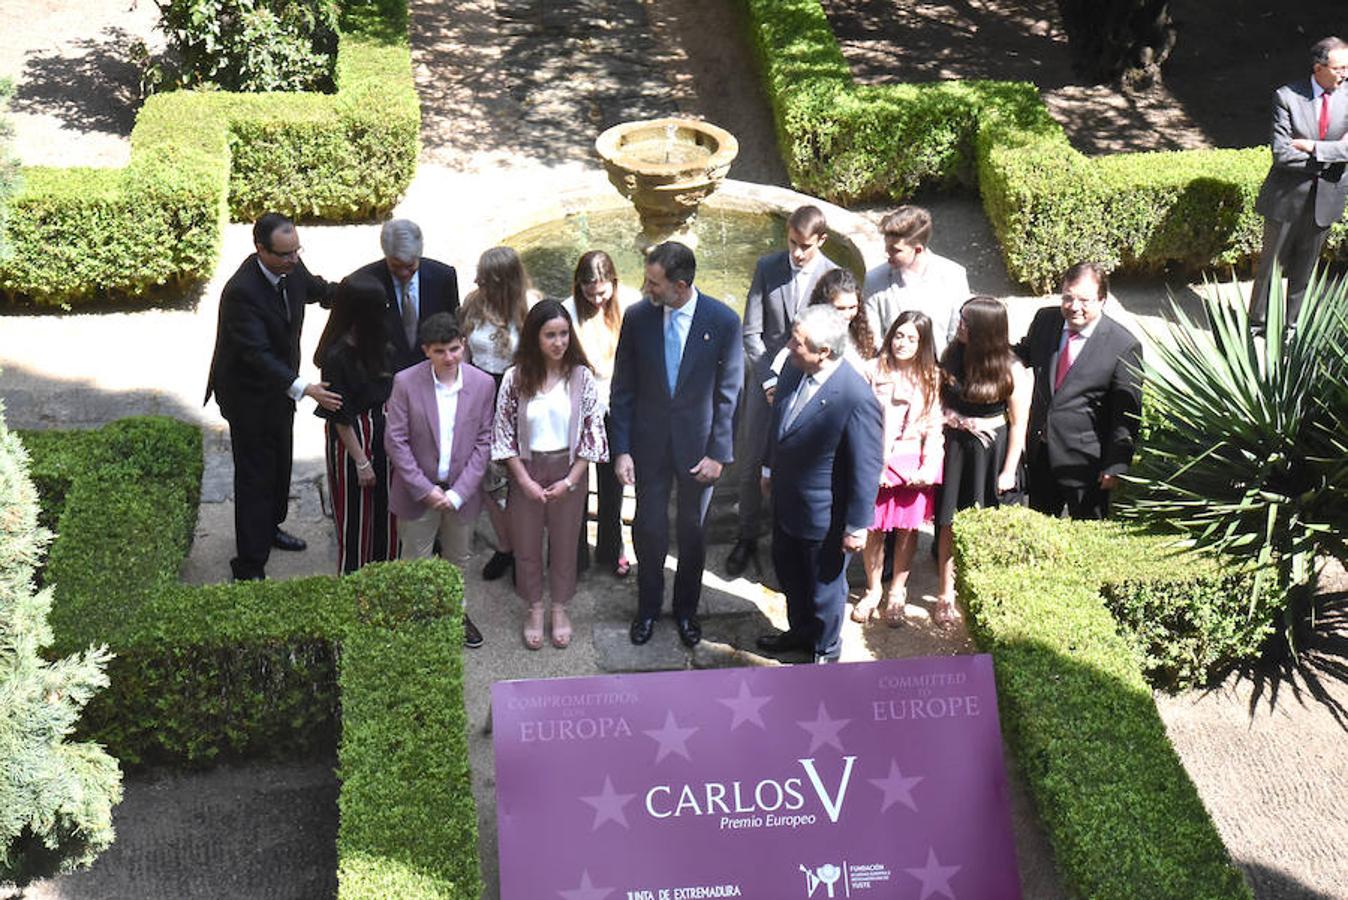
[862,205,968,355]
[206,213,341,581]
[351,218,461,372]
[1015,262,1142,520]
[726,205,838,579]
[610,241,744,648]
[756,306,883,664]
[1250,36,1348,336]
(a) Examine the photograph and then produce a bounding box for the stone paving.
[2,0,1346,898]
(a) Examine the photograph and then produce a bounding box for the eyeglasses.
[266,245,303,259]
[1061,292,1100,306]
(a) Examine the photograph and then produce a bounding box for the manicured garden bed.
[23,416,481,899]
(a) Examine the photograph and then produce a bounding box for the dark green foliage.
[1101,571,1276,690]
[21,418,482,898]
[955,505,1253,899]
[0,6,416,307]
[1119,273,1348,647]
[743,0,1344,291]
[153,0,340,93]
[1,403,121,886]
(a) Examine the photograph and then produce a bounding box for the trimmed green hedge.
[954,505,1252,899]
[0,1,417,307]
[744,0,1344,290]
[23,417,482,898]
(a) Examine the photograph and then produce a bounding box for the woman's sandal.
[851,591,881,624]
[551,606,573,649]
[613,555,631,578]
[523,605,545,650]
[883,585,907,628]
[934,598,962,627]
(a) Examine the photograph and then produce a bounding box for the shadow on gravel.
[12,27,143,137]
[1239,861,1343,900]
[1237,592,1348,731]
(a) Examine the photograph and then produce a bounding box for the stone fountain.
[594,116,739,250]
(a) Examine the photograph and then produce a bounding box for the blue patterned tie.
[664,309,682,395]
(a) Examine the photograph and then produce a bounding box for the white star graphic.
[869,759,924,813]
[579,776,637,830]
[558,869,615,900]
[904,848,961,900]
[643,710,698,763]
[797,701,851,753]
[716,680,771,730]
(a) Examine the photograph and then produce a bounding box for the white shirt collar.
[665,288,699,323]
[811,353,843,386]
[257,257,283,287]
[432,364,463,393]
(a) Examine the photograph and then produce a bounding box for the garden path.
[1,2,1344,900]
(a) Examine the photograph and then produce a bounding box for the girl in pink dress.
[854,311,944,626]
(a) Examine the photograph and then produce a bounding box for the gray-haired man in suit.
[1250,36,1348,336]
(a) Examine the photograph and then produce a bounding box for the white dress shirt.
[433,364,465,509]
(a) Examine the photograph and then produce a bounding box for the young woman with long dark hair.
[491,300,608,649]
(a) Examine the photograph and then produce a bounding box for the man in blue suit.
[610,242,745,647]
[756,306,883,663]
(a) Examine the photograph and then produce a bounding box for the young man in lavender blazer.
[384,313,497,648]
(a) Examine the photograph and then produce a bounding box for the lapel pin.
[703,332,710,341]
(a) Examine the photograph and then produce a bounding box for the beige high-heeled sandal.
[882,585,907,628]
[522,604,545,650]
[551,606,572,649]
[851,591,881,624]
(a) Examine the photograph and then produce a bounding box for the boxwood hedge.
[22,416,481,899]
[954,505,1252,899]
[744,0,1344,291]
[0,0,418,307]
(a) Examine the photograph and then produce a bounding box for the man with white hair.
[755,306,884,663]
[352,219,461,371]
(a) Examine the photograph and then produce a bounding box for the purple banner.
[492,655,1020,899]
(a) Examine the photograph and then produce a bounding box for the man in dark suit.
[756,305,883,664]
[727,205,838,578]
[205,213,342,581]
[1250,36,1348,336]
[610,241,744,648]
[1015,262,1142,520]
[351,218,460,372]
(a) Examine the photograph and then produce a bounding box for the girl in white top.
[560,250,639,576]
[459,246,541,582]
[492,300,608,650]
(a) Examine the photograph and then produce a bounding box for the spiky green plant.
[1119,265,1348,646]
[0,400,122,889]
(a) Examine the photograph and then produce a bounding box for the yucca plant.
[1118,264,1348,649]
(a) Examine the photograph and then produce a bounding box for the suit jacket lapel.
[673,299,711,395]
[417,365,440,451]
[449,373,475,471]
[1058,320,1110,396]
[782,368,839,439]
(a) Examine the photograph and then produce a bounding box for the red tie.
[1054,332,1080,390]
[1320,93,1331,140]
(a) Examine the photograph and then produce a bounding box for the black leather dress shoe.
[725,539,758,578]
[676,616,702,648]
[630,616,656,645]
[756,631,809,654]
[273,529,307,552]
[463,614,484,649]
[481,550,515,581]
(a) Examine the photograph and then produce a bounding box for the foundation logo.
[799,862,842,898]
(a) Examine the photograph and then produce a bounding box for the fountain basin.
[594,117,739,249]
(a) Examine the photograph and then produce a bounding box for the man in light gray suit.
[1250,36,1348,336]
[727,206,838,578]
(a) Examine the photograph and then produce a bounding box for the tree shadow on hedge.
[11,27,144,138]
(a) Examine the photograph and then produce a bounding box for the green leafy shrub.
[955,505,1252,899]
[1,402,121,886]
[1100,571,1276,690]
[153,0,340,93]
[1119,272,1348,646]
[743,0,1344,290]
[22,418,482,898]
[0,80,19,264]
[0,3,416,307]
